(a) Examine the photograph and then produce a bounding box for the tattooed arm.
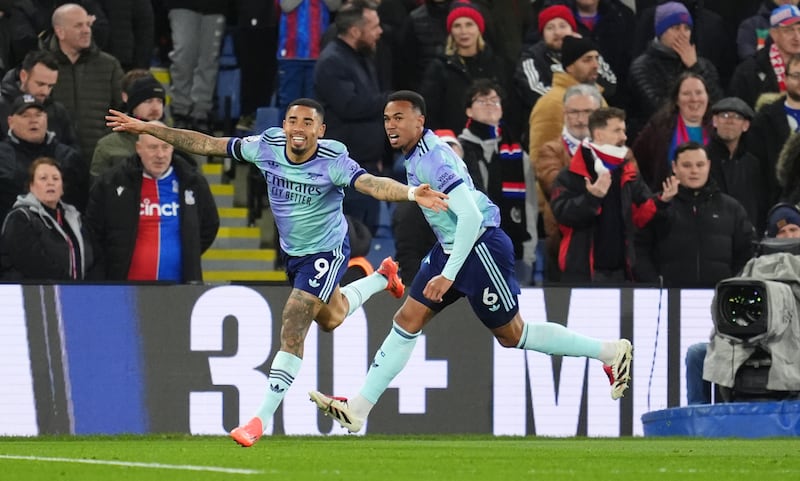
[354,173,449,211]
[105,109,230,157]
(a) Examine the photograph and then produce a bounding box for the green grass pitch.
[1,435,799,481]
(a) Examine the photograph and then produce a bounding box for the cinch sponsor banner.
[0,285,713,436]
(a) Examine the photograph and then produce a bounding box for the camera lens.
[723,287,764,326]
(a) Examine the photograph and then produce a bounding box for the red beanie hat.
[446,1,485,34]
[538,5,577,35]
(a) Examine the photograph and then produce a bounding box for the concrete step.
[202,163,223,184]
[210,183,234,208]
[202,248,277,271]
[217,207,248,227]
[211,226,261,249]
[203,270,288,282]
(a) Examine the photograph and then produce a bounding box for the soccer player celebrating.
[310,91,633,433]
[106,98,448,447]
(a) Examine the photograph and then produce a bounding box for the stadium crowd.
[0,0,798,289]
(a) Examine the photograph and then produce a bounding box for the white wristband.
[407,186,416,201]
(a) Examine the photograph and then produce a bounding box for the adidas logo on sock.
[270,383,286,393]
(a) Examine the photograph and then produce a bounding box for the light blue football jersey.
[227,128,365,256]
[405,129,500,250]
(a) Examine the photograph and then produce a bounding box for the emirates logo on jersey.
[140,198,180,216]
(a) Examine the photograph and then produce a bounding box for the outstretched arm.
[353,173,448,212]
[105,109,231,157]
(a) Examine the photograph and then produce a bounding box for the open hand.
[660,175,679,202]
[585,171,612,198]
[413,184,449,212]
[105,109,147,134]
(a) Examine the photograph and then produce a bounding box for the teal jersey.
[405,129,500,250]
[227,128,366,256]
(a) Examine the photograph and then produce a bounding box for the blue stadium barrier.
[642,401,800,437]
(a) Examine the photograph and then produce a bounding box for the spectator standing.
[570,0,635,107]
[633,71,712,191]
[457,79,534,284]
[0,156,96,281]
[705,97,767,233]
[91,75,166,176]
[276,0,341,116]
[397,0,452,90]
[528,35,605,169]
[730,4,800,108]
[514,5,616,125]
[745,53,800,206]
[736,1,799,62]
[165,0,226,132]
[233,0,279,132]
[632,0,733,87]
[43,3,123,160]
[86,122,219,282]
[98,0,155,71]
[633,141,755,286]
[535,83,603,282]
[418,1,511,135]
[314,0,388,234]
[0,49,78,150]
[627,1,722,133]
[0,95,87,220]
[550,107,676,283]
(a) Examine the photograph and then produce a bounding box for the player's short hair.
[387,90,426,116]
[588,107,625,134]
[286,98,325,121]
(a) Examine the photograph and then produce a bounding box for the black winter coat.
[627,41,722,128]
[398,0,450,90]
[98,0,154,70]
[728,47,781,109]
[85,155,219,282]
[314,38,387,172]
[745,97,789,207]
[633,182,755,287]
[42,33,124,160]
[706,133,768,234]
[419,48,508,134]
[0,193,97,281]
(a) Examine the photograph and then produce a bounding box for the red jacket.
[550,145,667,282]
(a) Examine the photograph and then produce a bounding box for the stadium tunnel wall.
[0,284,719,437]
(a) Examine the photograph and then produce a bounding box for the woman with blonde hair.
[418,1,516,135]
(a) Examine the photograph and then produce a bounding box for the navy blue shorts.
[285,236,351,303]
[408,227,520,329]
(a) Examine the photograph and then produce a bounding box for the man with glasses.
[746,53,800,210]
[536,83,603,282]
[457,79,536,285]
[705,97,767,232]
[731,4,800,108]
